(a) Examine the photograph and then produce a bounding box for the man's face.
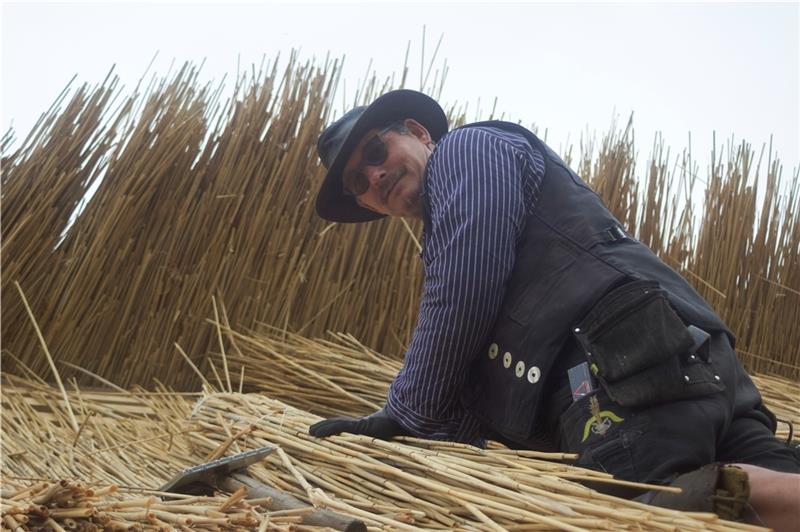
[342,118,434,219]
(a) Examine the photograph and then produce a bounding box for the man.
[308,89,800,528]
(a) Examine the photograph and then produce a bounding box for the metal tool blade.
[160,445,275,493]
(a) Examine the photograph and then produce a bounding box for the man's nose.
[365,165,387,188]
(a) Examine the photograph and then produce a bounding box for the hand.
[308,408,409,440]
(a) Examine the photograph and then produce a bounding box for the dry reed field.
[2,54,798,389]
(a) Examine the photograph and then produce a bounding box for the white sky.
[2,1,799,177]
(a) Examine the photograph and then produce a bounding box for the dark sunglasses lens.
[342,132,389,196]
[362,136,387,166]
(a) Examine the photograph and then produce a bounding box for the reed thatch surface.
[3,328,799,530]
[0,375,785,530]
[1,55,798,389]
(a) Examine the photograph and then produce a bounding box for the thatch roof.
[4,329,797,530]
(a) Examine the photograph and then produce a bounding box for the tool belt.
[572,280,725,407]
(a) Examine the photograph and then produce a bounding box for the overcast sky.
[2,1,798,176]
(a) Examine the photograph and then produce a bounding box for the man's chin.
[397,197,423,219]
[386,183,422,218]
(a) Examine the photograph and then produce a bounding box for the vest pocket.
[573,280,724,407]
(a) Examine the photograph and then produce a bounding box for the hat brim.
[315,90,448,223]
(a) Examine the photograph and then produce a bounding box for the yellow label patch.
[581,410,625,442]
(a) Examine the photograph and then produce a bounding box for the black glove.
[308,408,409,440]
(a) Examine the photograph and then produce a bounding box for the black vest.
[448,121,731,446]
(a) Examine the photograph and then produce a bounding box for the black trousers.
[556,333,800,487]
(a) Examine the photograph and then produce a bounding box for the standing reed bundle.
[1,56,430,389]
[690,144,800,376]
[2,51,798,390]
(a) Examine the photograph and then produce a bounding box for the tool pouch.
[573,280,724,407]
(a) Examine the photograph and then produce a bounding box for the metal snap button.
[488,343,499,360]
[515,361,525,378]
[527,366,541,384]
[503,352,512,369]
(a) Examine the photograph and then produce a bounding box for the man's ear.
[403,118,433,147]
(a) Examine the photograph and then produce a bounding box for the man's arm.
[384,127,544,443]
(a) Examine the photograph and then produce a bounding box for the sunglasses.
[342,125,396,197]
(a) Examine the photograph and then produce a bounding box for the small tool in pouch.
[686,325,711,359]
[568,361,595,402]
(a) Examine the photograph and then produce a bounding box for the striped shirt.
[384,125,547,444]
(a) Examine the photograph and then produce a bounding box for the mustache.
[378,168,405,201]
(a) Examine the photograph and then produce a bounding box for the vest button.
[502,352,512,369]
[515,361,525,378]
[527,366,541,384]
[488,343,499,360]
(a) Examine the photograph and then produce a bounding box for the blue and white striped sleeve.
[384,127,543,444]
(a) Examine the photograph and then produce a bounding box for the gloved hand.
[308,408,409,440]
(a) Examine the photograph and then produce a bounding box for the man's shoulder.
[437,122,535,155]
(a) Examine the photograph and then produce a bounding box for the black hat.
[315,89,448,223]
